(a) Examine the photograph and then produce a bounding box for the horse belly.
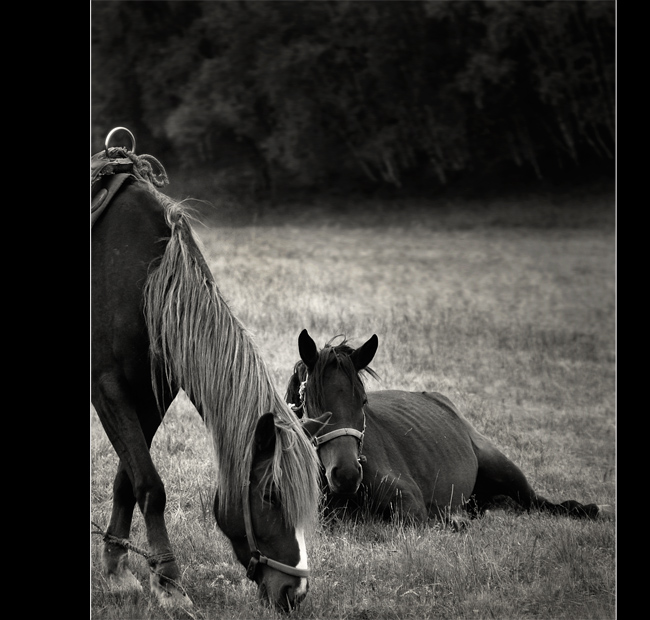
[420,448,477,514]
[367,391,478,516]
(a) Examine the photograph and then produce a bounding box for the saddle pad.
[91,172,133,228]
[91,146,168,228]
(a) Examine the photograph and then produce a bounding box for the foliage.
[92,1,615,193]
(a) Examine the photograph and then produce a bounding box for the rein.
[242,481,310,582]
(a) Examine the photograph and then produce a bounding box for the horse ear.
[301,411,332,439]
[253,412,277,456]
[298,329,319,370]
[351,334,378,371]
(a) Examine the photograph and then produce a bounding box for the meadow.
[90,185,615,619]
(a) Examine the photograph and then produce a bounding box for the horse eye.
[263,491,278,506]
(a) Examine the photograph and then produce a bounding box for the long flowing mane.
[286,336,379,417]
[142,189,320,529]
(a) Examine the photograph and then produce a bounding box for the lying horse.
[92,130,323,611]
[287,329,610,523]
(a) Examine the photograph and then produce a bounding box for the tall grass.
[91,190,615,619]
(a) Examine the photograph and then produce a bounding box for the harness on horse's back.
[91,127,169,228]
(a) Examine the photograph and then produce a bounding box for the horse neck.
[196,304,283,480]
[144,209,283,500]
[144,206,319,529]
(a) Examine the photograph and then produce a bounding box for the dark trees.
[91,1,615,193]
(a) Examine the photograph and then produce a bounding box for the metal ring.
[105,127,136,157]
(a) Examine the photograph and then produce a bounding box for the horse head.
[213,413,312,612]
[291,329,378,496]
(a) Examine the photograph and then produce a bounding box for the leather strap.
[242,482,310,581]
[313,427,364,447]
[91,172,133,228]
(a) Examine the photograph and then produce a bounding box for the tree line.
[92,1,615,195]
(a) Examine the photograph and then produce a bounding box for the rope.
[126,152,169,188]
[92,521,150,558]
[91,521,191,599]
[102,147,169,188]
[147,552,177,567]
[298,378,308,404]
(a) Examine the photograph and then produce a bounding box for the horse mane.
[142,184,320,529]
[285,336,379,418]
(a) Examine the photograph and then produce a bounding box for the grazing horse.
[286,329,610,524]
[91,135,322,611]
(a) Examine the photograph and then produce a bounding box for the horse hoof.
[108,574,143,593]
[150,575,193,608]
[597,505,615,520]
[158,589,194,609]
[105,566,143,593]
[450,516,470,532]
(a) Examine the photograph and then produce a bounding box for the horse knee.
[113,467,136,505]
[392,487,427,523]
[134,475,167,516]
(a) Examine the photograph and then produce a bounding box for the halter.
[295,376,367,461]
[242,479,310,582]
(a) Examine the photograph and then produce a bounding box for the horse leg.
[94,372,192,607]
[396,486,429,524]
[102,460,142,592]
[103,402,170,593]
[369,475,428,524]
[472,443,607,519]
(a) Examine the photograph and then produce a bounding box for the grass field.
[90,184,615,619]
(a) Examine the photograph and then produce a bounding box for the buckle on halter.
[246,553,260,580]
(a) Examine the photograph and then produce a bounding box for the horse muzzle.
[313,423,365,496]
[325,458,363,495]
[257,570,309,613]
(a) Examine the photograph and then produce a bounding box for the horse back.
[420,391,501,455]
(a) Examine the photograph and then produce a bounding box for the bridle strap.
[247,551,311,579]
[242,482,310,581]
[296,377,367,457]
[314,427,364,447]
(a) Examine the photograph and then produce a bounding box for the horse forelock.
[142,195,320,531]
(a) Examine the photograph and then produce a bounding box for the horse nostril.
[330,464,362,492]
[279,584,303,612]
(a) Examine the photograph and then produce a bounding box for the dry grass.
[91,190,615,619]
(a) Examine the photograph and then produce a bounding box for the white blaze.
[295,528,309,597]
